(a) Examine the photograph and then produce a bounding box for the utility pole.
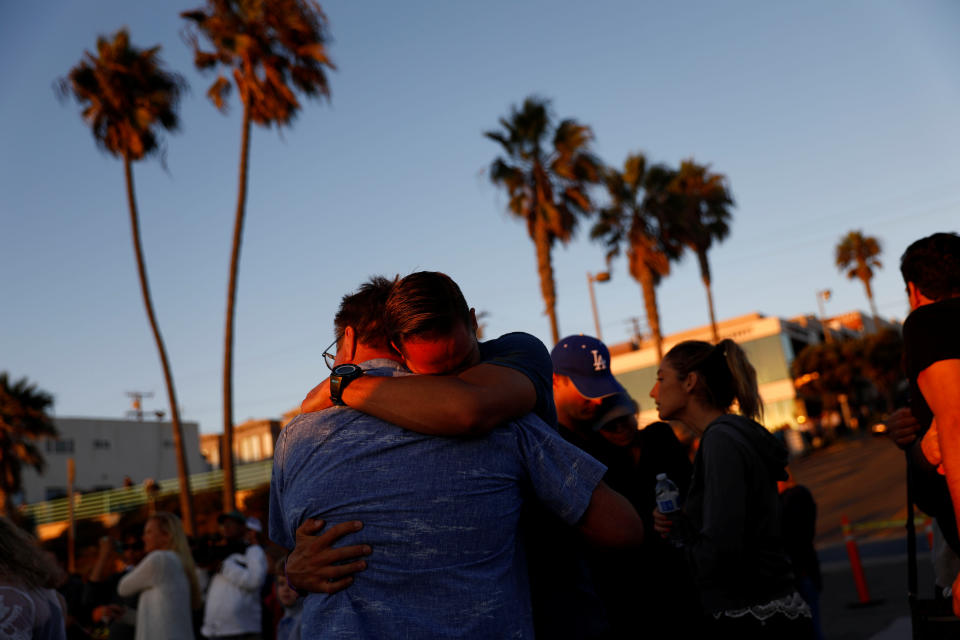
[626,316,644,348]
[587,271,611,341]
[816,289,833,344]
[125,391,154,421]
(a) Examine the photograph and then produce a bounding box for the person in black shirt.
[901,232,960,614]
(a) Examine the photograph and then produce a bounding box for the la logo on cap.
[591,349,607,371]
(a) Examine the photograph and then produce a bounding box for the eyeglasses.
[323,338,337,371]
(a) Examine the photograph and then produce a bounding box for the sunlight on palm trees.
[485,96,601,345]
[181,0,334,511]
[58,29,195,534]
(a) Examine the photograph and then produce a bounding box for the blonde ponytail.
[718,339,763,421]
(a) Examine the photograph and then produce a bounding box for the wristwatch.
[329,364,364,406]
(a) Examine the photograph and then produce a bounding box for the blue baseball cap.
[551,335,625,399]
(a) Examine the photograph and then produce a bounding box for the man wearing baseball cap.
[203,510,268,640]
[551,334,626,442]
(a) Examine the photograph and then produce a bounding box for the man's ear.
[338,326,358,363]
[469,308,479,337]
[907,282,933,311]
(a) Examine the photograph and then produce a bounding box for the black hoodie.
[683,413,796,614]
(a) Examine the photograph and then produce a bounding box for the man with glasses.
[301,271,556,435]
[269,275,644,638]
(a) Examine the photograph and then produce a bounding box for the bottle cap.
[656,473,667,480]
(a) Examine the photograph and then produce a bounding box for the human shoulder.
[480,332,551,365]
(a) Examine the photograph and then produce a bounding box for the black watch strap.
[330,364,364,406]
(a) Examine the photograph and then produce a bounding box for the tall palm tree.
[485,97,602,344]
[0,373,57,517]
[591,154,680,361]
[58,30,195,534]
[182,0,334,511]
[835,230,882,322]
[667,159,734,343]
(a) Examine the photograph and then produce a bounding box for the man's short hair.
[900,232,960,301]
[385,271,472,343]
[334,276,395,350]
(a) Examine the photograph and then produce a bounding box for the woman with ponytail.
[651,339,813,638]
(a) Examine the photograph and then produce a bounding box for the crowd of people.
[1,510,301,640]
[7,230,958,639]
[276,269,820,638]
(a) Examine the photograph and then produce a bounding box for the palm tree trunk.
[533,217,559,345]
[124,157,195,535]
[862,276,879,330]
[222,100,252,513]
[637,265,663,362]
[696,248,719,342]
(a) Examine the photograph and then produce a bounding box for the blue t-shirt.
[479,332,557,428]
[269,359,605,639]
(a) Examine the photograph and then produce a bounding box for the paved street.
[790,433,935,639]
[791,432,909,549]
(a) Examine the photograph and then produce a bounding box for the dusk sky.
[2,1,959,434]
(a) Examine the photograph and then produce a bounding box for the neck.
[678,404,725,436]
[352,345,401,365]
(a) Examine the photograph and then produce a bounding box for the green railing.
[21,459,273,525]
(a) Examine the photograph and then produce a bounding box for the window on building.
[45,439,74,454]
[262,433,273,458]
[92,438,111,450]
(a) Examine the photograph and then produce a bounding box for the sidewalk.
[819,538,932,640]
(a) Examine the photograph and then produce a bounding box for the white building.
[20,417,208,504]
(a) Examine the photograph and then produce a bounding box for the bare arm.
[576,481,644,548]
[89,537,116,583]
[886,407,922,450]
[917,359,960,615]
[283,519,372,595]
[301,364,537,436]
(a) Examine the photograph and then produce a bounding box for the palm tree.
[485,97,602,344]
[835,230,882,322]
[0,374,57,517]
[58,30,195,534]
[182,0,334,511]
[664,159,734,343]
[591,154,680,360]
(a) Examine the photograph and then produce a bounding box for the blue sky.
[2,1,959,434]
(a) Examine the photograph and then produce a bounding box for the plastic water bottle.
[655,473,683,547]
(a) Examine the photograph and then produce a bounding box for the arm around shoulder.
[339,363,536,437]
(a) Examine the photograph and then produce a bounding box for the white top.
[118,550,194,640]
[0,585,66,640]
[201,544,268,638]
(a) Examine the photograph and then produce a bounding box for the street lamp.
[587,271,611,341]
[816,289,832,344]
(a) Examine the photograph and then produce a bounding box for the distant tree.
[792,340,861,428]
[861,328,905,412]
[58,30,195,534]
[592,154,680,360]
[182,0,334,511]
[0,373,57,516]
[835,230,882,322]
[667,159,734,343]
[485,96,602,344]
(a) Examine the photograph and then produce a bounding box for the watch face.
[333,364,360,376]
